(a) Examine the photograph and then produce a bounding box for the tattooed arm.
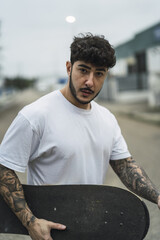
[0,164,35,226]
[0,164,66,240]
[110,157,160,207]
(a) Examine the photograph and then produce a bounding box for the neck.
[60,85,91,110]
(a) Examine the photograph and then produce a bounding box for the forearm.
[0,164,35,228]
[110,157,160,204]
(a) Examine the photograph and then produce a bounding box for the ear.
[66,61,72,76]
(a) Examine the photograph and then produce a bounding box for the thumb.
[49,221,66,230]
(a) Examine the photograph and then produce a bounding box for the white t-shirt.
[0,90,131,185]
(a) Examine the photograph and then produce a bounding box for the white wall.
[112,58,127,76]
[147,46,160,107]
[147,46,160,73]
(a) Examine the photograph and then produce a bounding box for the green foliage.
[4,76,37,90]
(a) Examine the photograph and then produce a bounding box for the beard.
[69,71,101,105]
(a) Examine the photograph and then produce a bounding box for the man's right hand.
[0,165,66,240]
[27,217,66,240]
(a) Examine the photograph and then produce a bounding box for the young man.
[0,33,160,240]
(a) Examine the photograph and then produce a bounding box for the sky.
[0,0,160,80]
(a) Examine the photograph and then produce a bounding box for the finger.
[49,221,66,230]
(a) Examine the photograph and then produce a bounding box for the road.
[0,89,160,240]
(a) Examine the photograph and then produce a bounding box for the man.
[0,33,160,240]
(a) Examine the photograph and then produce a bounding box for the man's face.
[66,61,108,109]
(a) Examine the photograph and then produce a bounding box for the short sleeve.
[0,113,39,172]
[110,118,131,160]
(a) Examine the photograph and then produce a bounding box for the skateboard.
[0,185,149,240]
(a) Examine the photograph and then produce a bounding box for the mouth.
[80,88,94,96]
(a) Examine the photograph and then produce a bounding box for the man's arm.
[110,157,160,207]
[0,164,66,240]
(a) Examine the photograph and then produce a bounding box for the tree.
[4,76,37,90]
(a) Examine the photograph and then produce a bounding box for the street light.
[65,16,76,24]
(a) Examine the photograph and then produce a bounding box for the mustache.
[80,88,94,94]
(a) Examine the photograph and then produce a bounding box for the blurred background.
[0,0,160,104]
[0,0,160,239]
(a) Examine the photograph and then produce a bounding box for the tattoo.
[27,215,36,227]
[110,157,160,204]
[0,164,35,228]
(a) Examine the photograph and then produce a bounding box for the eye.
[79,68,88,74]
[96,72,104,77]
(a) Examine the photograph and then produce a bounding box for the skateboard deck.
[0,185,149,240]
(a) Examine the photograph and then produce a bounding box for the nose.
[85,72,94,88]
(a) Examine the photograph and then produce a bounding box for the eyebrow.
[78,64,107,72]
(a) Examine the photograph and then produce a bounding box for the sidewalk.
[0,89,44,113]
[97,100,160,126]
[0,92,17,112]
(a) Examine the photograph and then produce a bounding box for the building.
[100,22,160,106]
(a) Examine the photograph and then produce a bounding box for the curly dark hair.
[70,33,116,69]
